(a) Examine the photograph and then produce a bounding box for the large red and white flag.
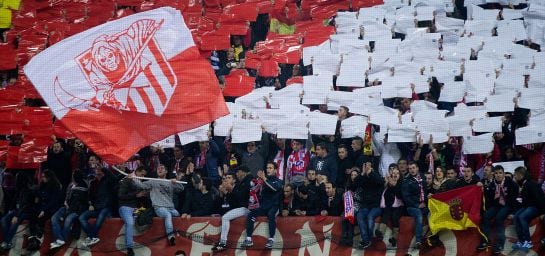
[24,7,229,163]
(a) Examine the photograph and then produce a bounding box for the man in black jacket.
[244,162,283,249]
[511,166,545,252]
[310,143,338,185]
[477,165,518,254]
[293,185,322,216]
[351,161,384,249]
[212,165,253,252]
[321,182,343,216]
[79,166,116,247]
[455,166,482,188]
[402,162,428,248]
[118,167,148,256]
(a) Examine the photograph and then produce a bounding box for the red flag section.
[222,69,255,97]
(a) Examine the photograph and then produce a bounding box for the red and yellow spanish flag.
[428,185,483,235]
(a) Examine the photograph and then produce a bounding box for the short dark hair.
[338,144,348,151]
[266,161,278,169]
[389,163,398,169]
[316,142,328,152]
[408,161,418,167]
[493,165,504,172]
[237,165,250,173]
[514,166,527,177]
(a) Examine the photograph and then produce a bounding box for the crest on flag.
[448,198,464,221]
[54,19,178,116]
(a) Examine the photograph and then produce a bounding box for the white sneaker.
[50,240,65,249]
[86,238,100,247]
[82,237,92,246]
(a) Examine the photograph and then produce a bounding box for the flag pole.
[112,165,188,184]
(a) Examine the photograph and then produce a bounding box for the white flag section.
[493,161,525,173]
[516,125,545,145]
[309,112,338,135]
[24,7,193,119]
[213,115,234,137]
[231,119,262,143]
[388,124,417,143]
[473,116,503,133]
[277,115,309,139]
[463,133,495,154]
[341,116,368,138]
[151,135,175,148]
[178,124,210,145]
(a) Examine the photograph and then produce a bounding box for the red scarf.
[494,179,506,206]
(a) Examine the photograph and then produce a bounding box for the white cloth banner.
[493,161,525,173]
[231,119,262,143]
[516,125,545,145]
[463,133,494,154]
[341,116,368,138]
[178,124,210,145]
[151,135,176,148]
[309,112,338,135]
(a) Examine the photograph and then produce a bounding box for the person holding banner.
[129,164,184,246]
[118,167,149,256]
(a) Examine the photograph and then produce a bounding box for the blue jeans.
[79,208,112,239]
[356,207,381,243]
[119,206,136,249]
[1,210,29,243]
[406,207,428,243]
[481,206,510,249]
[154,207,180,238]
[51,207,79,242]
[246,206,279,239]
[514,207,539,242]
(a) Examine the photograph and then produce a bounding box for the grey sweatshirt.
[132,179,184,208]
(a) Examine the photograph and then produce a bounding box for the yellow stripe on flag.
[428,198,478,235]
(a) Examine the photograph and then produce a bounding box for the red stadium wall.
[7,216,544,255]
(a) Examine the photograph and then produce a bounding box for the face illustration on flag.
[54,18,176,116]
[24,7,229,163]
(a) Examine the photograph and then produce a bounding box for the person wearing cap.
[477,165,518,254]
[233,132,270,177]
[212,165,253,252]
[243,162,283,250]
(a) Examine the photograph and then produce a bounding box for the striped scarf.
[343,191,355,224]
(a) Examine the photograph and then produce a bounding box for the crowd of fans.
[1,0,545,255]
